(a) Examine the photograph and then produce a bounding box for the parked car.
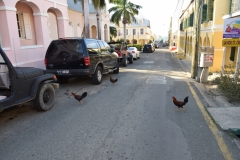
[0,47,59,111]
[45,38,119,84]
[154,43,160,48]
[143,44,155,53]
[127,47,140,59]
[108,42,133,67]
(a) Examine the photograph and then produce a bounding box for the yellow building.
[177,0,229,72]
[111,18,154,45]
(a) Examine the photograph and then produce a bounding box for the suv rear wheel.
[33,83,55,111]
[128,55,133,64]
[92,66,103,84]
[122,56,127,67]
[113,62,119,74]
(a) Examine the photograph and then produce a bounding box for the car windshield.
[128,47,135,50]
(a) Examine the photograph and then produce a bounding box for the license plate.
[57,70,69,74]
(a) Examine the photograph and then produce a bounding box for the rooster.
[71,92,87,104]
[110,77,118,85]
[172,96,188,112]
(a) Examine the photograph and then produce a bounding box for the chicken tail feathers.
[184,96,188,104]
[82,92,87,99]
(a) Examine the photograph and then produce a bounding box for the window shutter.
[202,4,208,23]
[187,17,189,27]
[229,0,232,13]
[180,22,183,30]
[207,0,214,21]
[230,47,236,61]
[22,13,32,39]
[190,12,194,26]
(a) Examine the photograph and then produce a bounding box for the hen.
[172,96,188,112]
[110,77,118,85]
[71,92,87,104]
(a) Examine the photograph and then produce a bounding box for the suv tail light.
[44,58,48,66]
[84,57,90,66]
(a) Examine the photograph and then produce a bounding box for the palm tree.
[73,0,89,38]
[110,26,117,41]
[74,0,115,39]
[108,0,142,43]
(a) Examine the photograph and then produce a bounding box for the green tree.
[108,0,142,43]
[110,26,117,41]
[74,0,115,39]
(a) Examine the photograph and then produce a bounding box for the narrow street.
[0,48,240,160]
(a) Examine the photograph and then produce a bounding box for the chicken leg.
[78,100,83,105]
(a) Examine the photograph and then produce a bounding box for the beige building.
[111,18,154,45]
[177,0,229,72]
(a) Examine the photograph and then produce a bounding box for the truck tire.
[92,66,103,85]
[129,55,133,64]
[33,83,55,111]
[122,56,127,67]
[113,62,119,74]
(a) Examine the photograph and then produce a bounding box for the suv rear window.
[46,39,84,59]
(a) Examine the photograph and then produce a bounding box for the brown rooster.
[71,92,87,104]
[110,77,118,85]
[172,96,188,112]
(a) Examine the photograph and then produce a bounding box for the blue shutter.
[190,12,194,27]
[207,0,214,21]
[202,4,208,23]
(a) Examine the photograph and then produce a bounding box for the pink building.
[0,0,110,69]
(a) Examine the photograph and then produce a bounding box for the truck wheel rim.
[43,90,50,103]
[97,70,102,81]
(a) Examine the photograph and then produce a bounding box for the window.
[190,12,194,26]
[85,40,99,54]
[207,0,214,21]
[231,0,240,13]
[133,29,136,35]
[126,29,128,35]
[201,4,208,23]
[16,13,32,39]
[140,29,144,34]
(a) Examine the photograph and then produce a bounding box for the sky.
[106,0,190,38]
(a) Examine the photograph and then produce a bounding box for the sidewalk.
[173,53,240,135]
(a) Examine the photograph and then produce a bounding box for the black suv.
[44,38,119,84]
[143,44,155,53]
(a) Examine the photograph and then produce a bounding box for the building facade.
[0,0,110,69]
[111,18,153,45]
[177,0,229,72]
[222,0,240,73]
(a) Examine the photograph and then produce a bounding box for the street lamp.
[137,32,139,44]
[133,31,134,44]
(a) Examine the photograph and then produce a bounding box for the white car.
[127,47,140,59]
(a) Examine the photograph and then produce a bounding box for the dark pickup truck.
[0,47,59,111]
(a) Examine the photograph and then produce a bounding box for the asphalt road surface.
[0,48,240,160]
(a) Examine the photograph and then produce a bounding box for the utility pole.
[191,0,203,79]
[169,17,172,46]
